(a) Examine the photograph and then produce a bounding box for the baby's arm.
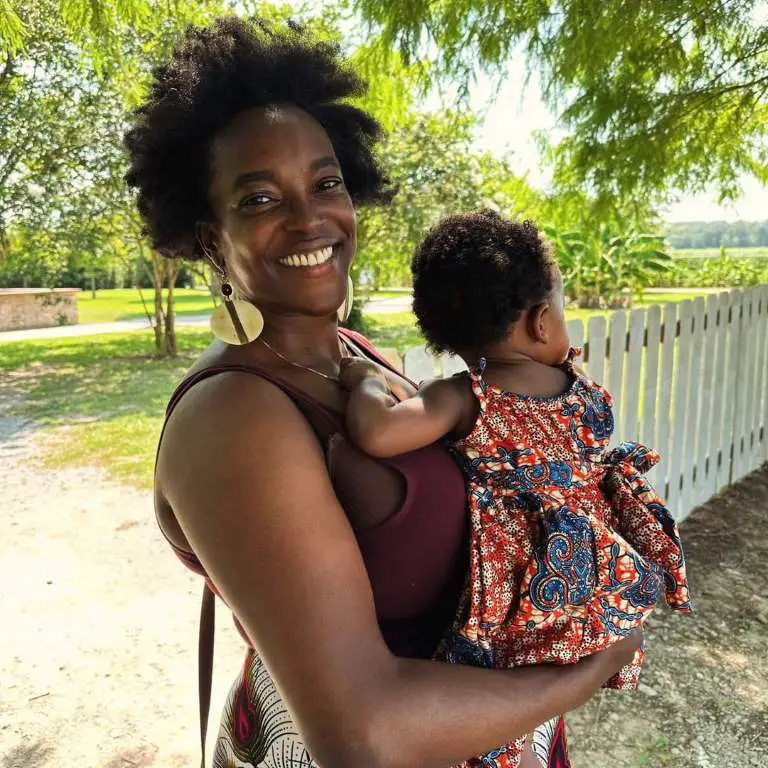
[340,358,468,458]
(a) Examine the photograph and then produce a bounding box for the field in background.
[672,246,768,259]
[366,291,713,353]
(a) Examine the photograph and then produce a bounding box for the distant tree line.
[664,220,768,250]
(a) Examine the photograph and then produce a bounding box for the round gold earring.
[209,282,264,346]
[337,275,354,323]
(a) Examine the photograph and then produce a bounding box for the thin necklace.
[259,336,349,382]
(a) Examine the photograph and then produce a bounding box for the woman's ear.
[527,303,551,344]
[195,221,223,271]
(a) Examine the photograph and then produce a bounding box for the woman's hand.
[581,628,644,683]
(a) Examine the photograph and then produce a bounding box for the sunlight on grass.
[1,330,211,487]
[77,288,215,324]
[365,312,425,352]
[42,416,163,489]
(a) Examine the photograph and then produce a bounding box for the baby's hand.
[339,358,389,391]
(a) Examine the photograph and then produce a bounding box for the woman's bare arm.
[157,373,641,768]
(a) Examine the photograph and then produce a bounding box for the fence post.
[622,309,645,443]
[669,300,693,519]
[607,311,627,443]
[682,297,706,513]
[641,306,661,483]
[656,303,677,501]
[696,295,719,506]
[403,346,438,382]
[758,286,768,465]
[586,316,607,385]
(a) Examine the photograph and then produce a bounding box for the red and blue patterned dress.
[438,351,692,768]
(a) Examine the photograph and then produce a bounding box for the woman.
[125,17,642,768]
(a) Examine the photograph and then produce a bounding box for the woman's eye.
[317,177,343,192]
[240,193,273,207]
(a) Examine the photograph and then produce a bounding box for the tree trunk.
[151,254,165,355]
[164,260,180,358]
[90,273,96,299]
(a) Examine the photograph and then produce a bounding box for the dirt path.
[1,396,766,767]
[0,406,244,768]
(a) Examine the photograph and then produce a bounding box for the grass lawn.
[672,246,768,259]
[78,288,414,325]
[0,331,211,488]
[0,320,429,488]
[77,288,215,324]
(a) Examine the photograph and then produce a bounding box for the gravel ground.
[568,466,768,767]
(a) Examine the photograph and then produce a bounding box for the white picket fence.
[400,286,768,521]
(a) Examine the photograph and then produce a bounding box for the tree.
[355,110,544,290]
[352,0,768,206]
[0,0,224,355]
[546,224,671,308]
[0,0,153,59]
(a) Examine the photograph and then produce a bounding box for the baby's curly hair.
[124,16,392,260]
[411,210,558,355]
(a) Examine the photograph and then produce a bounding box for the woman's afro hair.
[124,16,393,260]
[411,210,557,355]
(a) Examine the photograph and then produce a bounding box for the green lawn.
[76,288,713,328]
[672,246,768,259]
[0,321,427,488]
[77,288,215,324]
[0,331,211,488]
[77,288,412,324]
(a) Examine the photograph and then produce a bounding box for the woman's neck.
[258,312,345,369]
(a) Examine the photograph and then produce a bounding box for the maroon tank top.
[158,329,468,659]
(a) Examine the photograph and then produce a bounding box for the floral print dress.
[438,350,692,768]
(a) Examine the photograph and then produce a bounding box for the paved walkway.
[0,315,211,343]
[0,289,729,343]
[0,298,413,342]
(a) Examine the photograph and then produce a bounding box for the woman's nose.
[285,196,325,234]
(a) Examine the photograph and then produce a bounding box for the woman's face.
[207,105,356,319]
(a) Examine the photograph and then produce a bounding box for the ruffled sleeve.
[601,441,693,612]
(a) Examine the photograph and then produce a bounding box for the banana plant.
[545,225,671,308]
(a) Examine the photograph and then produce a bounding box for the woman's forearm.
[361,655,604,768]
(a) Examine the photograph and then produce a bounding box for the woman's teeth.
[279,246,334,268]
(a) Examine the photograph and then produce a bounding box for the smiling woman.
[123,16,638,768]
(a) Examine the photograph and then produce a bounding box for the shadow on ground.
[2,740,55,768]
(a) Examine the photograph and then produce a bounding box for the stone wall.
[0,288,79,331]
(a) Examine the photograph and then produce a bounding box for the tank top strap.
[467,357,490,411]
[164,363,344,433]
[339,327,416,385]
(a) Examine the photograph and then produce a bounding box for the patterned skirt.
[213,649,571,768]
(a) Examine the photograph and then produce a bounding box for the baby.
[340,210,692,768]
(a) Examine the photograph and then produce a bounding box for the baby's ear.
[527,303,551,344]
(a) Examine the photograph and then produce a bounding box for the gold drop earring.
[337,275,354,323]
[206,255,264,345]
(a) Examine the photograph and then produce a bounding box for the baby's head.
[411,210,569,365]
